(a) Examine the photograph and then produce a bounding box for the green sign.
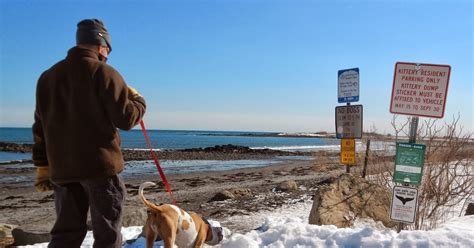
[393,143,426,185]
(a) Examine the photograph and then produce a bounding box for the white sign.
[390,186,419,223]
[335,105,363,139]
[390,62,451,118]
[338,68,359,103]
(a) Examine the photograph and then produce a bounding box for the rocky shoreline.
[0,142,32,153]
[123,144,309,161]
[1,142,311,163]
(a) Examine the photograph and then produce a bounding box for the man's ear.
[98,46,109,58]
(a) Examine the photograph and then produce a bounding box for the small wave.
[123,148,162,151]
[252,141,394,152]
[0,175,32,184]
[123,159,283,176]
[251,145,340,151]
[0,160,26,165]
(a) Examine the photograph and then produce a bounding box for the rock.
[231,188,252,198]
[86,207,148,228]
[180,144,296,156]
[209,190,235,202]
[276,180,298,192]
[121,144,301,161]
[0,224,17,247]
[209,188,254,202]
[0,142,33,153]
[12,227,50,246]
[309,173,396,228]
[183,144,253,153]
[122,207,148,227]
[465,203,474,215]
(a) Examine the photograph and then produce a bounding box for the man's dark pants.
[48,175,126,248]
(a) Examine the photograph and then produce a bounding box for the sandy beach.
[0,148,343,236]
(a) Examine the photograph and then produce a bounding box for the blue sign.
[338,68,359,103]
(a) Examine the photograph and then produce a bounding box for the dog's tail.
[139,181,160,209]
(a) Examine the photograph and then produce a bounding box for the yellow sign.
[341,138,356,165]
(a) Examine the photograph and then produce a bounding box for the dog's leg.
[193,227,208,248]
[159,218,177,248]
[144,213,159,248]
[145,230,158,248]
[161,233,176,248]
[193,221,209,248]
[144,219,158,248]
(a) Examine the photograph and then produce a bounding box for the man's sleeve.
[95,65,146,130]
[32,75,48,167]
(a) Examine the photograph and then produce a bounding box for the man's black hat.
[76,19,112,53]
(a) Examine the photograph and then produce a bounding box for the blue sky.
[0,0,472,133]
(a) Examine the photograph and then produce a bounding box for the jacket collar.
[66,46,100,61]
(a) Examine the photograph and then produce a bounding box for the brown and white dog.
[139,182,223,248]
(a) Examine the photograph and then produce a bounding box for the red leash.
[139,120,176,205]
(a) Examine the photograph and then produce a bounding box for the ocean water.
[0,127,340,151]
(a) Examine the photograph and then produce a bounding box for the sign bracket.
[409,117,419,144]
[346,102,351,173]
[397,116,420,233]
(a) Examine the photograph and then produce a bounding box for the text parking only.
[338,68,359,103]
[390,62,451,118]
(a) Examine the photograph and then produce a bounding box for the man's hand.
[35,166,54,192]
[128,86,142,99]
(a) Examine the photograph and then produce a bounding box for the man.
[32,19,146,248]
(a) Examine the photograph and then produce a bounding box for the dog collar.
[205,225,221,245]
[202,217,223,245]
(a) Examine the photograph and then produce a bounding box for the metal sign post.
[409,117,419,143]
[389,62,451,233]
[337,68,362,174]
[394,119,422,232]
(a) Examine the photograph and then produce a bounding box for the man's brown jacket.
[32,46,146,184]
